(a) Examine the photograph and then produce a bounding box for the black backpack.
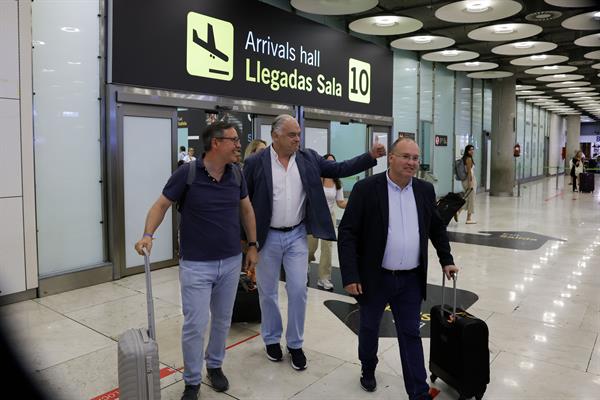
[177,160,242,212]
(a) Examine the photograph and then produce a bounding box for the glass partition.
[330,121,366,192]
[432,64,454,195]
[516,100,525,180]
[393,50,418,139]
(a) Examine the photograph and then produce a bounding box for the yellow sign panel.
[348,58,371,104]
[186,12,234,81]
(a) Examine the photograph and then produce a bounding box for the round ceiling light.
[290,0,378,15]
[391,35,455,51]
[435,0,522,23]
[447,61,498,71]
[584,50,600,59]
[536,74,585,82]
[546,80,591,87]
[574,33,600,47]
[516,85,536,90]
[510,54,569,66]
[524,65,578,75]
[468,23,542,42]
[349,15,423,35]
[562,11,600,30]
[555,87,596,92]
[467,71,514,79]
[544,0,596,8]
[492,41,557,55]
[525,11,562,21]
[422,49,479,62]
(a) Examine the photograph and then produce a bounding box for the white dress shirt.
[381,173,420,270]
[270,146,306,228]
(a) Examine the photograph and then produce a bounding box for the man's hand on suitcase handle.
[443,265,459,280]
[134,235,153,256]
[344,283,363,296]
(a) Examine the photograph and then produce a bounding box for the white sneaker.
[317,279,334,290]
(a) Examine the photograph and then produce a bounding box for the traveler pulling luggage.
[118,249,161,400]
[429,272,489,400]
[579,172,594,193]
[436,188,472,226]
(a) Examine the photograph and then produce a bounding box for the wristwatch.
[247,241,258,248]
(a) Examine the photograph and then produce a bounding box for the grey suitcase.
[118,249,161,400]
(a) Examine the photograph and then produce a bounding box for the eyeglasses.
[216,136,240,143]
[392,152,420,162]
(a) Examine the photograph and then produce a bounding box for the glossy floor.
[1,176,599,400]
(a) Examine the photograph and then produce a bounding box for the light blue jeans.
[256,224,308,349]
[179,254,242,385]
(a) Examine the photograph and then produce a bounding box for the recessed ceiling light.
[535,13,553,19]
[413,36,433,44]
[61,27,80,33]
[442,50,460,56]
[542,65,559,70]
[465,61,481,66]
[531,55,547,60]
[465,1,490,13]
[514,42,534,49]
[494,25,515,34]
[373,16,400,27]
[554,74,567,78]
[32,40,45,46]
[594,12,600,19]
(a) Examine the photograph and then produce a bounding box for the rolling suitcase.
[232,272,261,323]
[437,188,472,226]
[118,249,161,400]
[429,273,489,400]
[579,172,594,193]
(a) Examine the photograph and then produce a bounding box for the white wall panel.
[0,0,19,99]
[0,198,26,296]
[0,98,22,197]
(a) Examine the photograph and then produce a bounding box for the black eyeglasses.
[216,136,240,143]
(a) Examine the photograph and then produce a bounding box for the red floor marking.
[544,190,564,202]
[91,333,260,399]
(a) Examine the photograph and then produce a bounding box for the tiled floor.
[1,176,599,399]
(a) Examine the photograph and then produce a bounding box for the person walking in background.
[244,139,267,162]
[570,150,584,192]
[307,153,347,291]
[184,147,197,163]
[456,144,476,224]
[243,114,386,371]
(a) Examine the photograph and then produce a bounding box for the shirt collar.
[270,145,295,164]
[386,171,412,192]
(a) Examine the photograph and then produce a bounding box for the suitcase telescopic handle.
[441,271,458,318]
[142,248,157,341]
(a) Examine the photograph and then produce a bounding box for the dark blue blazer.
[338,172,454,301]
[243,146,377,249]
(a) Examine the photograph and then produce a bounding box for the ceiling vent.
[525,11,562,22]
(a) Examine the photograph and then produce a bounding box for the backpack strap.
[177,160,196,212]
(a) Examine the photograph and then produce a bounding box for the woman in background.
[243,139,267,162]
[457,144,476,224]
[307,153,347,290]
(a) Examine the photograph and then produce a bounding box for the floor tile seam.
[500,349,591,373]
[34,291,141,316]
[286,361,349,400]
[35,342,116,373]
[586,333,598,373]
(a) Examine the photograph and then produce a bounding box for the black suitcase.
[429,273,489,400]
[579,172,594,193]
[231,273,261,323]
[437,188,472,226]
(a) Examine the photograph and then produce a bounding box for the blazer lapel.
[261,147,274,209]
[375,173,389,242]
[412,178,425,236]
[294,151,309,189]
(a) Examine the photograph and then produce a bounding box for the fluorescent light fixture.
[514,42,534,49]
[466,1,490,13]
[412,36,433,44]
[441,50,460,56]
[373,16,400,27]
[494,24,515,34]
[465,61,480,66]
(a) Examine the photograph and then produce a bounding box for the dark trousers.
[358,270,429,400]
[572,174,577,192]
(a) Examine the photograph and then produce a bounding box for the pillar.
[565,114,581,168]
[490,76,516,196]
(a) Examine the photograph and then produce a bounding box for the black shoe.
[206,367,229,392]
[360,368,377,392]
[266,343,283,361]
[181,384,200,400]
[288,346,307,370]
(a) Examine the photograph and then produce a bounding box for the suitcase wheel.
[430,373,437,383]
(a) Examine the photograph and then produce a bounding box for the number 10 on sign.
[348,58,371,104]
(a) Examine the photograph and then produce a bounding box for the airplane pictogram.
[186,12,233,81]
[193,23,229,66]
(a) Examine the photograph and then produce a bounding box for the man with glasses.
[338,137,458,399]
[243,114,386,371]
[134,121,258,400]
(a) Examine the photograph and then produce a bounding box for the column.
[565,114,581,168]
[490,76,516,196]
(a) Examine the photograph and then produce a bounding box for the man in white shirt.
[243,114,386,371]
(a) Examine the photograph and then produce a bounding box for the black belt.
[381,267,418,276]
[270,223,302,232]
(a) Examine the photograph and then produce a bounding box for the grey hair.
[271,114,295,135]
[391,137,417,151]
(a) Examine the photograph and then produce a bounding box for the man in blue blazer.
[243,114,386,370]
[338,138,458,399]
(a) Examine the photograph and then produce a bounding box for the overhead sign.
[111,0,393,116]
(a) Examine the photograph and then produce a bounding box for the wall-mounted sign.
[435,135,448,146]
[398,131,416,140]
[111,0,393,116]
